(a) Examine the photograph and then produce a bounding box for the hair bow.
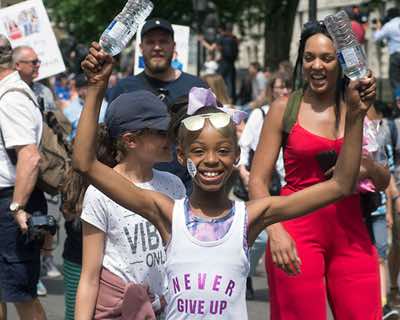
[187,87,247,124]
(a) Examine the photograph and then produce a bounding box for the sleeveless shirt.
[165,198,250,319]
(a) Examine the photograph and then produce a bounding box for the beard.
[143,53,173,74]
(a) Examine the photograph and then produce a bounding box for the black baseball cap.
[141,18,174,39]
[105,90,170,139]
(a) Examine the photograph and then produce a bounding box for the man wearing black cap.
[109,18,207,106]
[108,18,207,192]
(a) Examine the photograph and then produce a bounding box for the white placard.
[134,24,190,75]
[0,0,66,80]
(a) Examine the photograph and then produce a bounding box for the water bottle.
[324,10,368,80]
[99,0,153,56]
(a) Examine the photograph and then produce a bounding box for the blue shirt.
[63,97,108,141]
[374,17,400,55]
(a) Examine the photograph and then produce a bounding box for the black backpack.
[0,88,71,196]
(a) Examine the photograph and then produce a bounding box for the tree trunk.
[264,0,300,71]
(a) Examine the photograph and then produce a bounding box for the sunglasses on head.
[181,113,231,132]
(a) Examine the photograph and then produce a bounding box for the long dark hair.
[61,124,117,218]
[293,20,346,129]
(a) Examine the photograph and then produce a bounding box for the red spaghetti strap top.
[283,122,344,192]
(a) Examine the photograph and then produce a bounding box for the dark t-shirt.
[217,34,239,63]
[108,71,208,193]
[108,71,207,106]
[62,219,82,265]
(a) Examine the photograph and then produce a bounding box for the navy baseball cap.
[141,18,174,39]
[105,90,170,138]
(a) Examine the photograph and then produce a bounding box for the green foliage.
[44,0,264,43]
[44,0,297,69]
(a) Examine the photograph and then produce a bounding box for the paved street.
[7,262,272,319]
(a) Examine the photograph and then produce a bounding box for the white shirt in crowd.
[239,106,285,184]
[165,199,249,319]
[251,71,267,101]
[80,169,186,296]
[373,17,400,55]
[0,71,42,188]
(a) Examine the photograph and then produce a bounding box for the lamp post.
[309,0,317,21]
[193,0,207,76]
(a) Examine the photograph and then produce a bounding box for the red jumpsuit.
[266,123,381,319]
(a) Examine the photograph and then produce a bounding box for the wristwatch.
[9,202,24,214]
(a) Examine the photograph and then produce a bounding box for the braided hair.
[292,20,347,129]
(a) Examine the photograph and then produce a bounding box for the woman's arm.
[73,43,173,241]
[249,77,376,242]
[247,97,300,274]
[75,222,105,320]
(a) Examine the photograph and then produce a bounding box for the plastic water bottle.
[324,10,368,80]
[99,0,153,56]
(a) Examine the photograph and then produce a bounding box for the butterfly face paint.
[187,158,197,178]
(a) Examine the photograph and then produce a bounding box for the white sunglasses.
[181,113,231,131]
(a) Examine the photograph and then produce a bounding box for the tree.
[264,0,300,70]
[44,0,299,70]
[44,0,195,43]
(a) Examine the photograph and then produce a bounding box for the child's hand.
[345,70,376,115]
[81,42,113,88]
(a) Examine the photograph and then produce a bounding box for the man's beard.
[143,54,173,74]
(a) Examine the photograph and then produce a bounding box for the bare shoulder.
[269,96,289,114]
[266,96,289,122]
[260,96,290,135]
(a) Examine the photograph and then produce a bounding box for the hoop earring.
[233,158,240,168]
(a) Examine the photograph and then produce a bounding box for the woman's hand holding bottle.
[345,70,376,116]
[81,42,114,88]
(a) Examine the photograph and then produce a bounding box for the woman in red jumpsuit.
[249,21,389,319]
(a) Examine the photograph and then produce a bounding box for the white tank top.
[165,198,250,319]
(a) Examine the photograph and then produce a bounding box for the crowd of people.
[0,4,399,320]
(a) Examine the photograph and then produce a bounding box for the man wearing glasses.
[12,46,62,297]
[0,35,47,320]
[12,46,56,112]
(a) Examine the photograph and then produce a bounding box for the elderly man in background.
[0,35,46,320]
[12,46,56,112]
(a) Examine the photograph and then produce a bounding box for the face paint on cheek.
[187,159,197,178]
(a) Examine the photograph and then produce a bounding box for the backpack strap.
[281,89,303,148]
[282,89,303,134]
[0,88,39,165]
[259,106,266,118]
[0,88,39,108]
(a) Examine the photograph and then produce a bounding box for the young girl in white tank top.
[74,42,376,319]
